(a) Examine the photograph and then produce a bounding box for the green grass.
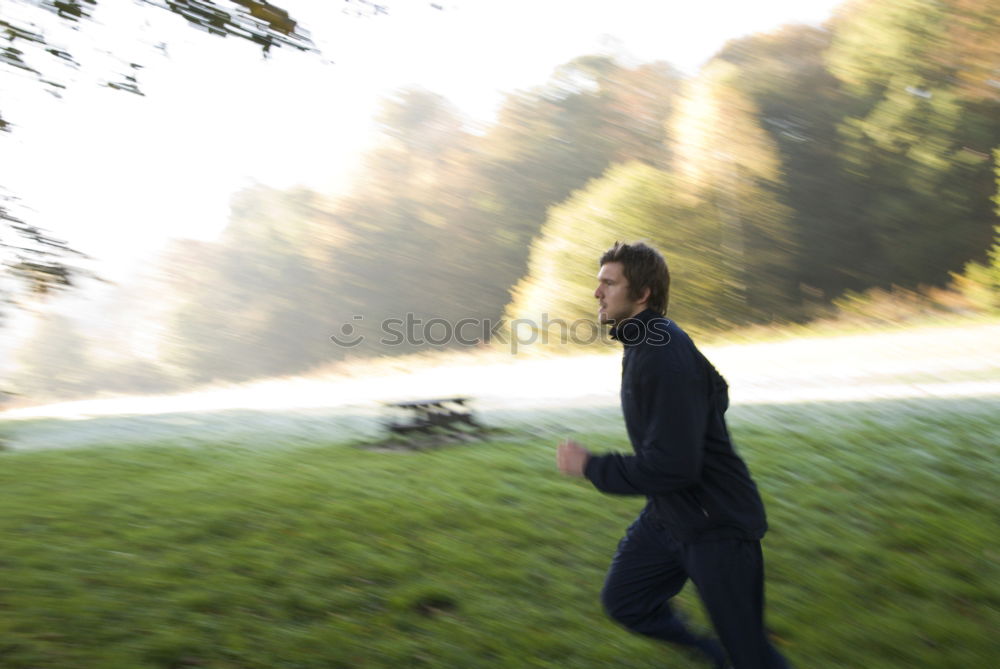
[1,398,999,668]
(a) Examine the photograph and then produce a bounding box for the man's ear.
[637,286,651,306]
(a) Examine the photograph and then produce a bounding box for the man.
[556,241,790,669]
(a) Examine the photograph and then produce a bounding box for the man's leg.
[685,539,790,669]
[601,512,727,666]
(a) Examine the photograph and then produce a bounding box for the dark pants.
[601,510,790,669]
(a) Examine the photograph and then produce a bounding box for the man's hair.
[599,241,670,315]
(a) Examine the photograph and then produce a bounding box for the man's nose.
[594,285,602,299]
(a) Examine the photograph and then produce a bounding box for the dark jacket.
[583,309,768,542]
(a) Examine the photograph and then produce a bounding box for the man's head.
[595,241,670,324]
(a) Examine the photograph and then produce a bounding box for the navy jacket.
[584,309,768,542]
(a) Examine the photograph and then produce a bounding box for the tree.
[11,312,95,399]
[952,149,1000,311]
[2,1,316,113]
[1,2,444,310]
[320,58,680,337]
[147,59,686,383]
[506,161,775,337]
[667,59,799,323]
[507,54,805,337]
[0,197,88,311]
[825,0,1000,288]
[506,163,676,332]
[1,0,318,313]
[713,26,857,301]
[455,56,681,316]
[160,185,345,382]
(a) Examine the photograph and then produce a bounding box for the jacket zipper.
[691,490,710,518]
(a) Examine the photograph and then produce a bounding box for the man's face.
[595,262,645,324]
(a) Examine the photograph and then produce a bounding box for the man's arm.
[583,349,710,495]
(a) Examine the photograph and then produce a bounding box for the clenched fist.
[557,439,591,477]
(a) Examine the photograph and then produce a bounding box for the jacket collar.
[609,308,664,348]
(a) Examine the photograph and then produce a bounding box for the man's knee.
[600,582,640,628]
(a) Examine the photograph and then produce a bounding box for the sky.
[1,0,846,283]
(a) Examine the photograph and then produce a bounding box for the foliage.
[453,57,681,313]
[714,26,855,301]
[0,1,433,323]
[825,0,1000,287]
[829,283,976,325]
[0,0,317,317]
[8,301,181,400]
[12,0,1000,398]
[148,59,683,384]
[510,60,800,333]
[951,149,1000,311]
[505,161,752,333]
[667,59,799,323]
[10,312,94,398]
[1,0,315,115]
[0,195,91,314]
[506,162,673,329]
[951,222,1000,313]
[159,185,345,383]
[509,0,999,337]
[0,398,998,666]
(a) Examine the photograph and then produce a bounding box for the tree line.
[11,0,1000,399]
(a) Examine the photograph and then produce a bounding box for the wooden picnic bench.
[384,396,480,437]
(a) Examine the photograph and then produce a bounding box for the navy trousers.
[601,510,790,669]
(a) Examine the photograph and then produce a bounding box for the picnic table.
[384,397,481,437]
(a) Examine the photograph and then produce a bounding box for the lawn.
[1,397,998,668]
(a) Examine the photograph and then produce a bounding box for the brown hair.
[599,241,670,315]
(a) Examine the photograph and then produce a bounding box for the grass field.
[2,396,998,668]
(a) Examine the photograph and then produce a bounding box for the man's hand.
[557,439,592,477]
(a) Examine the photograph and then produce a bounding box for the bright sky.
[1,0,846,282]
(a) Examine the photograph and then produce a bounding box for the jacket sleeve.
[584,348,709,495]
